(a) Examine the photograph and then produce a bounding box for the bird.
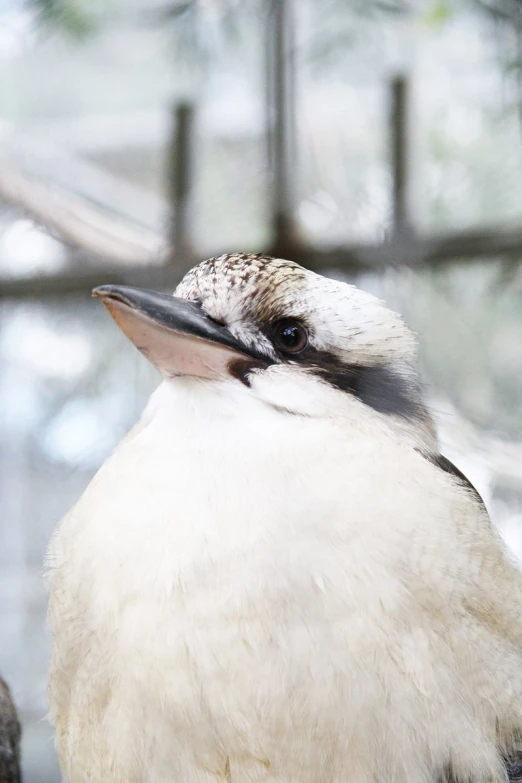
[46,252,522,783]
[0,676,22,783]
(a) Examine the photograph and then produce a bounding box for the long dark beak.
[93,284,268,379]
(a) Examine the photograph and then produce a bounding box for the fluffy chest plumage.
[47,379,522,783]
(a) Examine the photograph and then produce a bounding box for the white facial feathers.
[175,253,417,368]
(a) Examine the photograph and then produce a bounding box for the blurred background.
[1,0,522,779]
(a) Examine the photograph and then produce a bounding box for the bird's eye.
[271,319,308,354]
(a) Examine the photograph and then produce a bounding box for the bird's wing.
[0,678,22,783]
[425,450,522,783]
[425,452,486,511]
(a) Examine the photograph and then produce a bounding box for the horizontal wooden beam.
[304,227,522,272]
[0,261,181,300]
[2,225,522,300]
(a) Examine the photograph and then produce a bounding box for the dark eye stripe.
[439,759,522,783]
[508,762,522,782]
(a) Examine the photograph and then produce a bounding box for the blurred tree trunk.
[0,679,21,783]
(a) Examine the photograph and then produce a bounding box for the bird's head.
[94,253,435,445]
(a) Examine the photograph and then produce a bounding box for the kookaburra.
[47,253,522,783]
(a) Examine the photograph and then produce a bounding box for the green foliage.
[29,0,98,38]
[422,1,453,28]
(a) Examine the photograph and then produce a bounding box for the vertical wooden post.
[390,74,412,236]
[266,0,300,257]
[168,101,195,275]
